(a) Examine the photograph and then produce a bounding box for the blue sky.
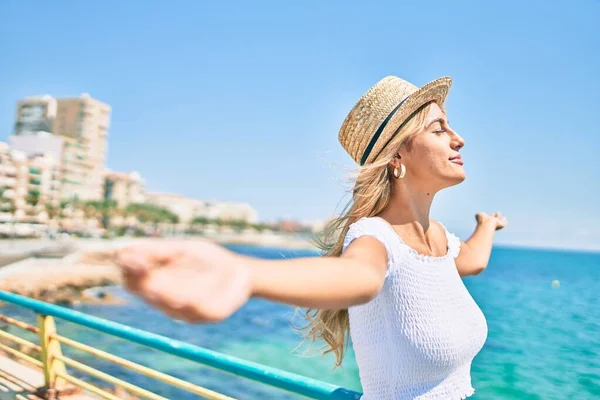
[1,1,599,250]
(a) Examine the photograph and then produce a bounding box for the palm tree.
[84,199,118,229]
[45,203,59,220]
[191,216,210,225]
[250,222,269,232]
[59,199,71,210]
[59,196,82,217]
[125,203,179,225]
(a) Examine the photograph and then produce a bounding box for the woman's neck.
[378,184,437,232]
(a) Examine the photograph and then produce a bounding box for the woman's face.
[398,103,466,190]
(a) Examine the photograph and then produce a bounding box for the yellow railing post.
[37,314,69,399]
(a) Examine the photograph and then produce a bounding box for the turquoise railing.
[0,290,362,399]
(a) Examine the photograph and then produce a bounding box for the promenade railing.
[0,290,362,400]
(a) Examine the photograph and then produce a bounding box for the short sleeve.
[342,217,393,265]
[440,224,461,258]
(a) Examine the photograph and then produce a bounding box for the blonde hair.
[296,102,436,367]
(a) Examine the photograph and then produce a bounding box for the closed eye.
[432,119,450,135]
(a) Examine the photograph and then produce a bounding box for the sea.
[0,244,598,400]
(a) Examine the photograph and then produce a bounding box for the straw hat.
[338,76,452,165]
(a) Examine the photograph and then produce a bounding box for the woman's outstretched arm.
[456,212,507,277]
[115,236,388,323]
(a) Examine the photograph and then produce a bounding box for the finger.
[115,247,152,275]
[116,242,182,274]
[122,269,147,294]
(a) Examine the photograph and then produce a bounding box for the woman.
[117,75,507,399]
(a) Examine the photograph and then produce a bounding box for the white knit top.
[343,217,488,400]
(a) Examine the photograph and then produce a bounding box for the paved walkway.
[0,239,75,269]
[0,355,98,399]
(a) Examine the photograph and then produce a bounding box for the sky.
[1,1,599,250]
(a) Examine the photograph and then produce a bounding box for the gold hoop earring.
[393,164,406,179]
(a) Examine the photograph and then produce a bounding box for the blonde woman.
[117,75,507,399]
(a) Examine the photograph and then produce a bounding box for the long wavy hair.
[295,101,437,367]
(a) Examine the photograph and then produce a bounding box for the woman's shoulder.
[348,216,389,231]
[429,219,448,238]
[430,219,461,258]
[345,217,395,241]
[343,217,395,253]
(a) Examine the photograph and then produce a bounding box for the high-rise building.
[13,95,56,136]
[53,93,110,201]
[13,93,111,201]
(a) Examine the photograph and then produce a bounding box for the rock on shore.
[0,251,125,306]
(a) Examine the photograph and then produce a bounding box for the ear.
[389,153,402,169]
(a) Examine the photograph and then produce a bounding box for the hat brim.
[363,76,452,165]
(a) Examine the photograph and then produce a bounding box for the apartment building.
[13,93,111,201]
[0,142,61,223]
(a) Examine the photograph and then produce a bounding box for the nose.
[451,131,465,151]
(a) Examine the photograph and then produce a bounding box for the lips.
[449,154,463,165]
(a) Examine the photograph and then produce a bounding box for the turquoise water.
[1,244,598,399]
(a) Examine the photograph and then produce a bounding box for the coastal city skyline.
[1,1,599,251]
[1,92,326,235]
[2,91,327,228]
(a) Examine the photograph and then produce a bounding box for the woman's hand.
[115,239,252,323]
[475,212,508,231]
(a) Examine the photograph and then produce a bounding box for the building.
[145,193,259,225]
[0,143,18,222]
[8,131,63,162]
[21,152,62,222]
[299,218,330,233]
[13,93,111,201]
[0,142,61,223]
[203,201,259,223]
[278,219,304,233]
[145,193,207,224]
[13,95,56,136]
[104,170,146,207]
